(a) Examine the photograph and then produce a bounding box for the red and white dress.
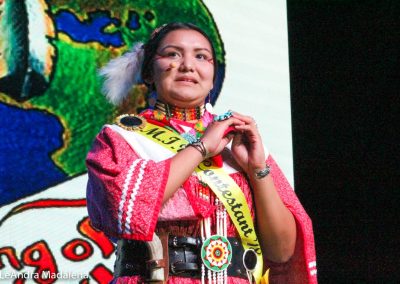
[86,110,317,283]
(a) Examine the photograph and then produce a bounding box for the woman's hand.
[201,117,244,157]
[230,112,266,175]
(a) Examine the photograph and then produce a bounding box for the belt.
[114,235,248,280]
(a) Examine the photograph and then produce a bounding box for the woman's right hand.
[201,117,244,157]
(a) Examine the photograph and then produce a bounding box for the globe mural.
[0,1,225,282]
[0,0,225,205]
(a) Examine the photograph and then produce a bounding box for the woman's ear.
[143,75,156,92]
[143,65,154,84]
[143,74,154,85]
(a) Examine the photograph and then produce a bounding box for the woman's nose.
[179,55,194,72]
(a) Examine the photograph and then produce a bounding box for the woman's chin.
[162,94,206,108]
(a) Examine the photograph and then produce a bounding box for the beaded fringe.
[198,182,228,284]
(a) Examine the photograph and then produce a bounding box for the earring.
[205,92,214,114]
[148,90,158,108]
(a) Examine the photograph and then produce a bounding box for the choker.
[155,100,205,121]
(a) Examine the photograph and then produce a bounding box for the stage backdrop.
[0,0,292,282]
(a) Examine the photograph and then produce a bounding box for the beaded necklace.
[154,100,204,121]
[141,101,213,141]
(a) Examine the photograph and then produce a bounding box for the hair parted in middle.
[99,22,217,105]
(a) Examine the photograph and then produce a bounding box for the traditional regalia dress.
[86,108,317,284]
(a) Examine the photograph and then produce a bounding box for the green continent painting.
[0,0,225,205]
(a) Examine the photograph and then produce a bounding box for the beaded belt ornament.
[201,235,232,272]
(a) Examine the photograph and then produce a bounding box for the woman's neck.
[154,100,205,121]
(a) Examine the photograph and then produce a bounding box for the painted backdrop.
[0,0,292,283]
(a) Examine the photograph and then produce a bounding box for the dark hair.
[141,22,218,88]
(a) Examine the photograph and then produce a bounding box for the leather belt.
[114,236,248,280]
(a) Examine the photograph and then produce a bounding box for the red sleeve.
[265,155,318,284]
[86,126,171,241]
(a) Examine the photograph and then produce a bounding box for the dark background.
[286,1,399,282]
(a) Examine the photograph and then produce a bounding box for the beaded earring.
[205,92,214,114]
[148,90,158,108]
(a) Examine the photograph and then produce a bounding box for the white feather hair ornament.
[99,42,145,105]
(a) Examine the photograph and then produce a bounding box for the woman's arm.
[86,116,242,240]
[248,171,296,263]
[230,112,296,263]
[162,145,204,202]
[86,126,171,240]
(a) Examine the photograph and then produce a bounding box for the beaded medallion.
[201,235,232,272]
[115,114,147,131]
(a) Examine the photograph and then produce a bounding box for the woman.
[86,22,317,283]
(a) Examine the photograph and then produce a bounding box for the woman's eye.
[196,53,209,60]
[167,51,181,58]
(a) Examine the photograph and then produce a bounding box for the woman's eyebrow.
[194,47,212,54]
[159,45,212,54]
[159,45,182,52]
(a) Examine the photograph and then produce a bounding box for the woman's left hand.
[230,112,266,175]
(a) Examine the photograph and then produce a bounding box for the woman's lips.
[175,76,198,83]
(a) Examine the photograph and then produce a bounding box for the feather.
[99,43,144,105]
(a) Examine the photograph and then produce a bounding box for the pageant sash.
[133,121,267,284]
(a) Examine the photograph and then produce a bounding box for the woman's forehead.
[158,29,212,51]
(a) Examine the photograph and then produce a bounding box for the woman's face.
[151,29,215,108]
